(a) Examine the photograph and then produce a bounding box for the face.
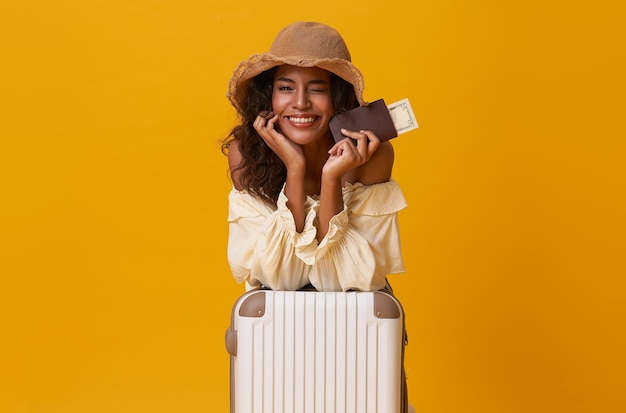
[271,65,334,146]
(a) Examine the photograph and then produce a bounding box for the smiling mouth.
[287,116,318,124]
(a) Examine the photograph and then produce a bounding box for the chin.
[282,129,318,144]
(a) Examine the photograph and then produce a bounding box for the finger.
[254,113,268,131]
[334,139,360,161]
[340,127,368,146]
[258,110,274,119]
[360,130,381,156]
[340,128,366,140]
[340,129,368,160]
[329,136,355,155]
[266,114,279,132]
[354,129,369,151]
[254,114,278,137]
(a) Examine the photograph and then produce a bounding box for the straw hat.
[227,21,365,113]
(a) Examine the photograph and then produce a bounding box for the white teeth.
[288,116,316,123]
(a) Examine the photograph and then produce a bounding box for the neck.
[301,134,333,196]
[302,135,332,173]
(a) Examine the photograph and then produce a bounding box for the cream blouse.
[227,179,407,292]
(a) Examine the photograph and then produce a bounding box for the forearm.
[284,169,306,233]
[317,175,344,242]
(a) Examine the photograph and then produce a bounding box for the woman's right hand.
[253,111,305,171]
[254,111,307,233]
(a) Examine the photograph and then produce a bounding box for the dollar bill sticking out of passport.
[387,98,419,135]
[329,98,419,142]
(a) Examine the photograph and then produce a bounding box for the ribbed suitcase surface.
[226,290,404,413]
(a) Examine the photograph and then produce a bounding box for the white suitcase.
[225,289,408,413]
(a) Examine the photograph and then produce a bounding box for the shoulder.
[227,139,245,190]
[345,141,395,186]
[227,139,242,165]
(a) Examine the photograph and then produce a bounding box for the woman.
[222,21,407,292]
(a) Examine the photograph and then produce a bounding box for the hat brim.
[227,53,365,113]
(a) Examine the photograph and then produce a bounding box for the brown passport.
[329,99,398,143]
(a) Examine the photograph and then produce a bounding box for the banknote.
[387,98,419,135]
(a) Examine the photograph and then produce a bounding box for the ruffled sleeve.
[226,186,318,290]
[309,180,407,292]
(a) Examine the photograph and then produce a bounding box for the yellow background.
[2,1,625,412]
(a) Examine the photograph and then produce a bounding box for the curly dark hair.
[221,67,359,206]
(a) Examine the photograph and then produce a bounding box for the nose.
[293,89,311,108]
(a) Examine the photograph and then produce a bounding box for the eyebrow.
[275,77,329,85]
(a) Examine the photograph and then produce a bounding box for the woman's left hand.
[322,128,380,181]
